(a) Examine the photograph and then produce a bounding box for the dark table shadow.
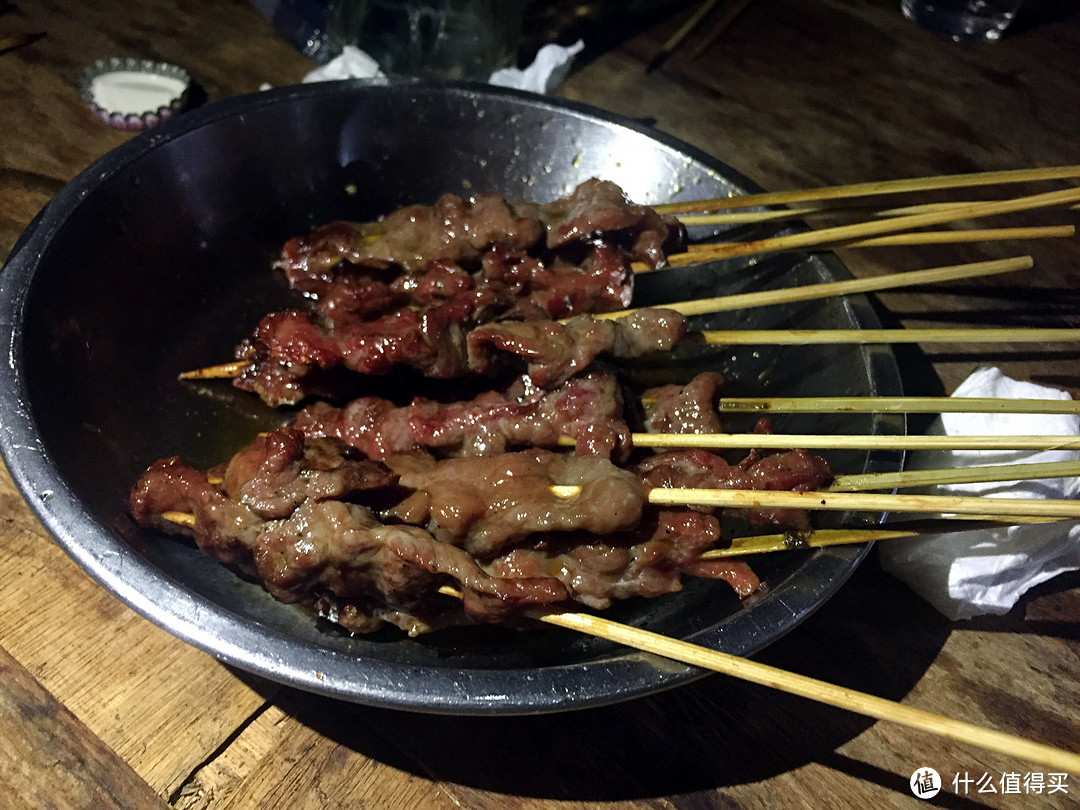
[231,557,966,803]
[1011,0,1080,35]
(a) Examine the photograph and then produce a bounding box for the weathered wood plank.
[0,1,1079,808]
[0,643,170,810]
[0,469,270,797]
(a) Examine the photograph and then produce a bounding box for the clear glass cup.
[900,0,1025,42]
[327,0,526,81]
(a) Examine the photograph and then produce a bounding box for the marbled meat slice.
[383,449,647,557]
[635,444,834,529]
[130,430,567,635]
[293,371,631,461]
[467,307,688,388]
[277,192,545,282]
[524,177,684,267]
[642,371,726,435]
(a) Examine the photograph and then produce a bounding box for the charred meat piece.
[293,371,632,461]
[278,192,545,283]
[131,429,768,634]
[235,307,687,406]
[642,371,726,436]
[635,446,834,529]
[384,449,647,557]
[467,307,688,389]
[523,177,685,268]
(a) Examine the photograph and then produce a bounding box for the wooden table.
[2,1,1079,807]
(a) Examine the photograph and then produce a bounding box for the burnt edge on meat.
[292,371,633,463]
[233,306,688,406]
[147,182,839,638]
[131,406,832,636]
[230,179,687,406]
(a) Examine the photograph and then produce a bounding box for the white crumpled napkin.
[303,45,386,83]
[489,40,585,94]
[878,366,1080,620]
[299,40,585,94]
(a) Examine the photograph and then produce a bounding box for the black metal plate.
[0,81,903,714]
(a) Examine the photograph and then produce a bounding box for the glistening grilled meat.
[293,371,632,461]
[234,307,687,406]
[229,178,685,406]
[278,178,681,284]
[130,427,794,635]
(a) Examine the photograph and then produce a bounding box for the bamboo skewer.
[184,327,1074,382]
[697,519,1066,557]
[681,224,1075,252]
[700,528,918,557]
[644,394,1080,415]
[717,397,1080,414]
[161,511,195,528]
[543,483,1080,519]
[828,459,1080,492]
[625,432,1080,451]
[677,199,1080,227]
[643,488,1080,519]
[180,360,248,380]
[813,224,1080,247]
[652,164,1080,216]
[886,513,1054,526]
[657,187,1080,268]
[436,584,1080,772]
[699,326,1080,345]
[605,255,1031,319]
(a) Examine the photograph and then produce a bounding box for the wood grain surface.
[1,1,1078,808]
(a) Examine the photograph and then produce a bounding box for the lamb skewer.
[180,255,1033,405]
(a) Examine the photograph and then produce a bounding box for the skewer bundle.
[139,166,1080,773]
[159,170,1080,624]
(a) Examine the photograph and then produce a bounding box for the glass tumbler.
[900,0,1025,42]
[327,0,527,81]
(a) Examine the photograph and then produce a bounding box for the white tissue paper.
[489,40,585,95]
[302,46,387,83]
[300,41,585,94]
[878,366,1080,620]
